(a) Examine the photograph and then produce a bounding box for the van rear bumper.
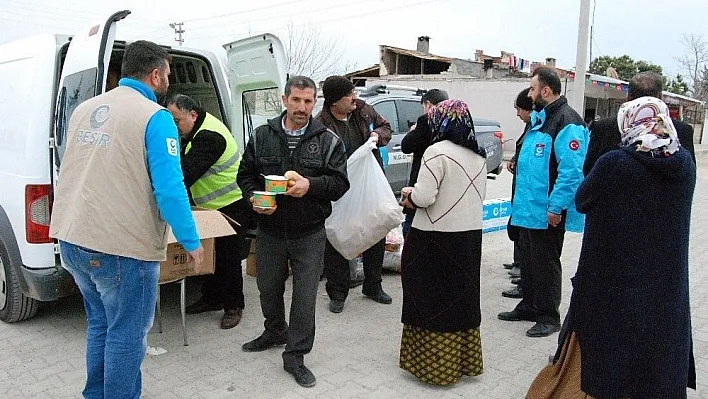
[20,265,77,301]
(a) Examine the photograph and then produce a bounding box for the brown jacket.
[316,99,392,168]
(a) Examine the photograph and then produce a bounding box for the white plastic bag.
[326,138,404,260]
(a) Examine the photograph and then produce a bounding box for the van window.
[396,100,423,131]
[372,100,399,133]
[55,68,98,162]
[242,88,281,143]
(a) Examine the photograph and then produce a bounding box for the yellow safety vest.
[185,113,242,209]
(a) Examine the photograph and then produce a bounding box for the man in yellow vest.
[167,94,251,329]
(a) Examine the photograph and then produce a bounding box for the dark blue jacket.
[568,147,696,398]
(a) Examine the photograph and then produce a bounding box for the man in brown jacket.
[316,75,393,313]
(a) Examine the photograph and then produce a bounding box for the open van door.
[53,10,130,170]
[223,34,287,153]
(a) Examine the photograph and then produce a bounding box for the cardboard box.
[482,198,511,234]
[159,208,237,284]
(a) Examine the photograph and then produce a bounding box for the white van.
[0,10,287,322]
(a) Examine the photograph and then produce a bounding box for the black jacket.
[400,114,431,186]
[236,112,349,238]
[180,112,225,189]
[584,115,695,175]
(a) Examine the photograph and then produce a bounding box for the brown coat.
[316,99,392,168]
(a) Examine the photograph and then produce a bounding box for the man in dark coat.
[400,88,448,236]
[583,71,696,175]
[316,75,394,314]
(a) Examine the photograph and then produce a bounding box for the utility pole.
[570,0,591,115]
[169,22,184,46]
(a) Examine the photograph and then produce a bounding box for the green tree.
[589,55,665,81]
[667,74,690,96]
[589,55,637,80]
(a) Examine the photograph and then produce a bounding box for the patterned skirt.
[399,325,483,385]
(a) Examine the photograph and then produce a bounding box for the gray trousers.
[255,228,326,368]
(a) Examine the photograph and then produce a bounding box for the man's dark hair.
[165,94,203,114]
[628,71,663,100]
[532,66,562,95]
[121,40,171,80]
[515,88,533,111]
[421,89,449,105]
[284,75,317,98]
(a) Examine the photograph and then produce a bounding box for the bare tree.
[675,33,708,100]
[284,22,357,82]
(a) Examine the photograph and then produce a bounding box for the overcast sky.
[1,0,707,78]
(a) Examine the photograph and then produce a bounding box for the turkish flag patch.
[569,139,580,151]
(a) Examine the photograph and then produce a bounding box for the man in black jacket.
[167,94,250,330]
[237,76,349,388]
[584,71,696,175]
[400,88,448,236]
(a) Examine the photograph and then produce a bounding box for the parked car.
[0,10,287,322]
[314,84,504,193]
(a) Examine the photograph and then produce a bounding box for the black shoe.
[185,300,222,315]
[526,323,560,338]
[242,332,287,352]
[507,266,521,278]
[503,262,515,269]
[284,364,316,388]
[501,287,523,299]
[364,289,393,304]
[511,277,522,285]
[220,308,242,329]
[329,299,344,313]
[498,309,536,322]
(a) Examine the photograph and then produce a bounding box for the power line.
[2,0,154,23]
[189,0,448,42]
[187,0,381,32]
[184,0,310,23]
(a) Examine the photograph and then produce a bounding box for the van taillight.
[25,185,53,244]
[494,131,504,142]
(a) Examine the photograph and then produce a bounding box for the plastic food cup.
[264,175,288,193]
[252,191,277,208]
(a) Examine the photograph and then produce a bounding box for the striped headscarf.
[617,96,679,156]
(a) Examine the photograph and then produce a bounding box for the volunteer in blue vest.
[167,94,252,330]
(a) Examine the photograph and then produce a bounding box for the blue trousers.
[60,241,159,399]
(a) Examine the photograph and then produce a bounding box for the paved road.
[1,157,706,398]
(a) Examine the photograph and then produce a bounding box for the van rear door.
[223,34,287,152]
[52,10,130,170]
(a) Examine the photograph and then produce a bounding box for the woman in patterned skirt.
[399,99,487,385]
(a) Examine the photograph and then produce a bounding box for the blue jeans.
[60,241,159,399]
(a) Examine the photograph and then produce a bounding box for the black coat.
[236,113,350,238]
[568,147,696,398]
[400,114,432,187]
[584,115,695,175]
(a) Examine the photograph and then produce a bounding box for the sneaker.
[242,332,287,352]
[363,289,392,304]
[185,300,222,315]
[284,364,316,388]
[329,299,344,313]
[220,308,242,329]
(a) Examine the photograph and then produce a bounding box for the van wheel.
[0,243,39,322]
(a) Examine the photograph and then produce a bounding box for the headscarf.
[427,99,486,157]
[617,96,679,156]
